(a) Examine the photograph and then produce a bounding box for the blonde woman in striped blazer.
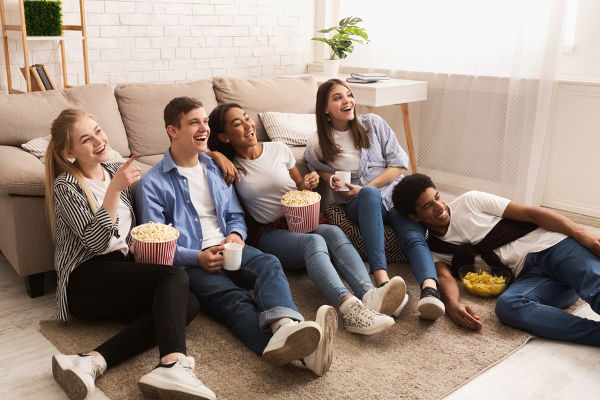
[45,109,216,400]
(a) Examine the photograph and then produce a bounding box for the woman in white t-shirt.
[305,79,445,321]
[44,109,215,400]
[208,103,408,336]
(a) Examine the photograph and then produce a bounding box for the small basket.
[281,193,321,233]
[132,236,178,265]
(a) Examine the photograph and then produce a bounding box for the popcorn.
[131,221,179,243]
[281,190,321,207]
[462,270,507,297]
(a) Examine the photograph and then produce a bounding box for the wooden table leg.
[368,106,374,113]
[400,103,418,173]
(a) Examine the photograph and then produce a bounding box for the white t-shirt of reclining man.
[84,168,131,255]
[234,142,298,224]
[177,163,226,249]
[431,191,567,278]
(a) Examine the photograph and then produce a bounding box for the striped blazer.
[53,163,134,322]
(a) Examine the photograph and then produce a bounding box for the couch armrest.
[0,146,45,196]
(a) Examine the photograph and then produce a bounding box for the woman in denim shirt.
[305,78,444,320]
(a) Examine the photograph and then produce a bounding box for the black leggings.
[67,252,199,368]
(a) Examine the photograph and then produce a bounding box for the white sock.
[272,318,293,333]
[339,296,361,315]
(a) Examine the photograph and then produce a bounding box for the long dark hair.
[207,103,247,174]
[315,79,370,162]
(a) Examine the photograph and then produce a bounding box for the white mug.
[334,170,351,192]
[222,242,243,271]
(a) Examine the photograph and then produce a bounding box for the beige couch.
[0,76,318,297]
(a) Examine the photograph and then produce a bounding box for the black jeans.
[67,252,199,368]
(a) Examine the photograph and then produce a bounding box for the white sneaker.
[342,300,395,335]
[392,294,410,317]
[52,353,106,400]
[303,305,338,376]
[362,276,407,316]
[262,320,321,367]
[138,356,216,400]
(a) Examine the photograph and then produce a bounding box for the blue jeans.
[257,224,375,308]
[343,185,438,285]
[495,238,600,346]
[187,245,304,355]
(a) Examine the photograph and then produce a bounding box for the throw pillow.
[259,112,317,146]
[21,135,126,164]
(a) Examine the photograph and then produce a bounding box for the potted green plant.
[311,16,369,75]
[24,0,63,36]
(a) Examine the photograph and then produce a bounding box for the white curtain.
[337,0,569,205]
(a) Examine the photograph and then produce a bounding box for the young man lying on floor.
[392,174,600,346]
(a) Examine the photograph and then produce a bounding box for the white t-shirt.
[177,163,225,249]
[306,129,360,173]
[234,142,297,224]
[84,168,131,255]
[431,191,567,277]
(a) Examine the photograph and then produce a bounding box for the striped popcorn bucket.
[132,237,178,266]
[282,196,321,234]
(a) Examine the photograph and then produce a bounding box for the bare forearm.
[366,167,405,189]
[436,263,460,307]
[102,188,121,224]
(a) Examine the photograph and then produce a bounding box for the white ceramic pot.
[322,59,341,75]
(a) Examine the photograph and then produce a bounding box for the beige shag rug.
[40,263,542,400]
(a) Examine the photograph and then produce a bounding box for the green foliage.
[24,0,63,36]
[311,16,369,60]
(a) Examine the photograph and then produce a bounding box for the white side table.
[283,73,427,173]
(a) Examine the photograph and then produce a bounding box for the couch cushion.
[324,203,407,264]
[136,154,164,167]
[259,112,316,146]
[65,84,131,156]
[0,146,45,196]
[0,89,71,146]
[212,76,317,142]
[114,80,218,157]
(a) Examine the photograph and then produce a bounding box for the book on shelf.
[19,64,56,91]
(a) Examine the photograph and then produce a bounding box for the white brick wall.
[0,0,315,92]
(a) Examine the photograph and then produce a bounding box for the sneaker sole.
[392,294,410,317]
[262,323,321,367]
[310,305,338,376]
[345,316,395,336]
[378,276,407,316]
[138,381,216,400]
[417,297,446,320]
[52,355,92,400]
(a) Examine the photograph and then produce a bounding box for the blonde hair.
[44,109,100,236]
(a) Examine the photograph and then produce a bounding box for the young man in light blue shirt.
[135,97,337,386]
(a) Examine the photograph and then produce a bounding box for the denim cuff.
[258,306,304,332]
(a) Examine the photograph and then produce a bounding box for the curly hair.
[392,173,436,216]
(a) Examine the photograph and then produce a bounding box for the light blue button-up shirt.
[305,113,409,210]
[135,148,247,268]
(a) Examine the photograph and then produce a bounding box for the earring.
[327,114,331,123]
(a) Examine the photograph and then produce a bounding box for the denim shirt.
[305,113,409,210]
[135,148,247,268]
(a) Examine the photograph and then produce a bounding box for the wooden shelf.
[0,0,89,93]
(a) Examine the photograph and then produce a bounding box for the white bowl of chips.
[281,190,321,233]
[458,264,511,298]
[131,222,179,265]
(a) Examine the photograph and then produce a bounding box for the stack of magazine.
[346,72,390,84]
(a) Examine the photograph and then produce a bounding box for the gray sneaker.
[303,305,338,376]
[343,300,395,335]
[138,356,216,400]
[392,294,410,317]
[52,353,106,400]
[362,276,406,316]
